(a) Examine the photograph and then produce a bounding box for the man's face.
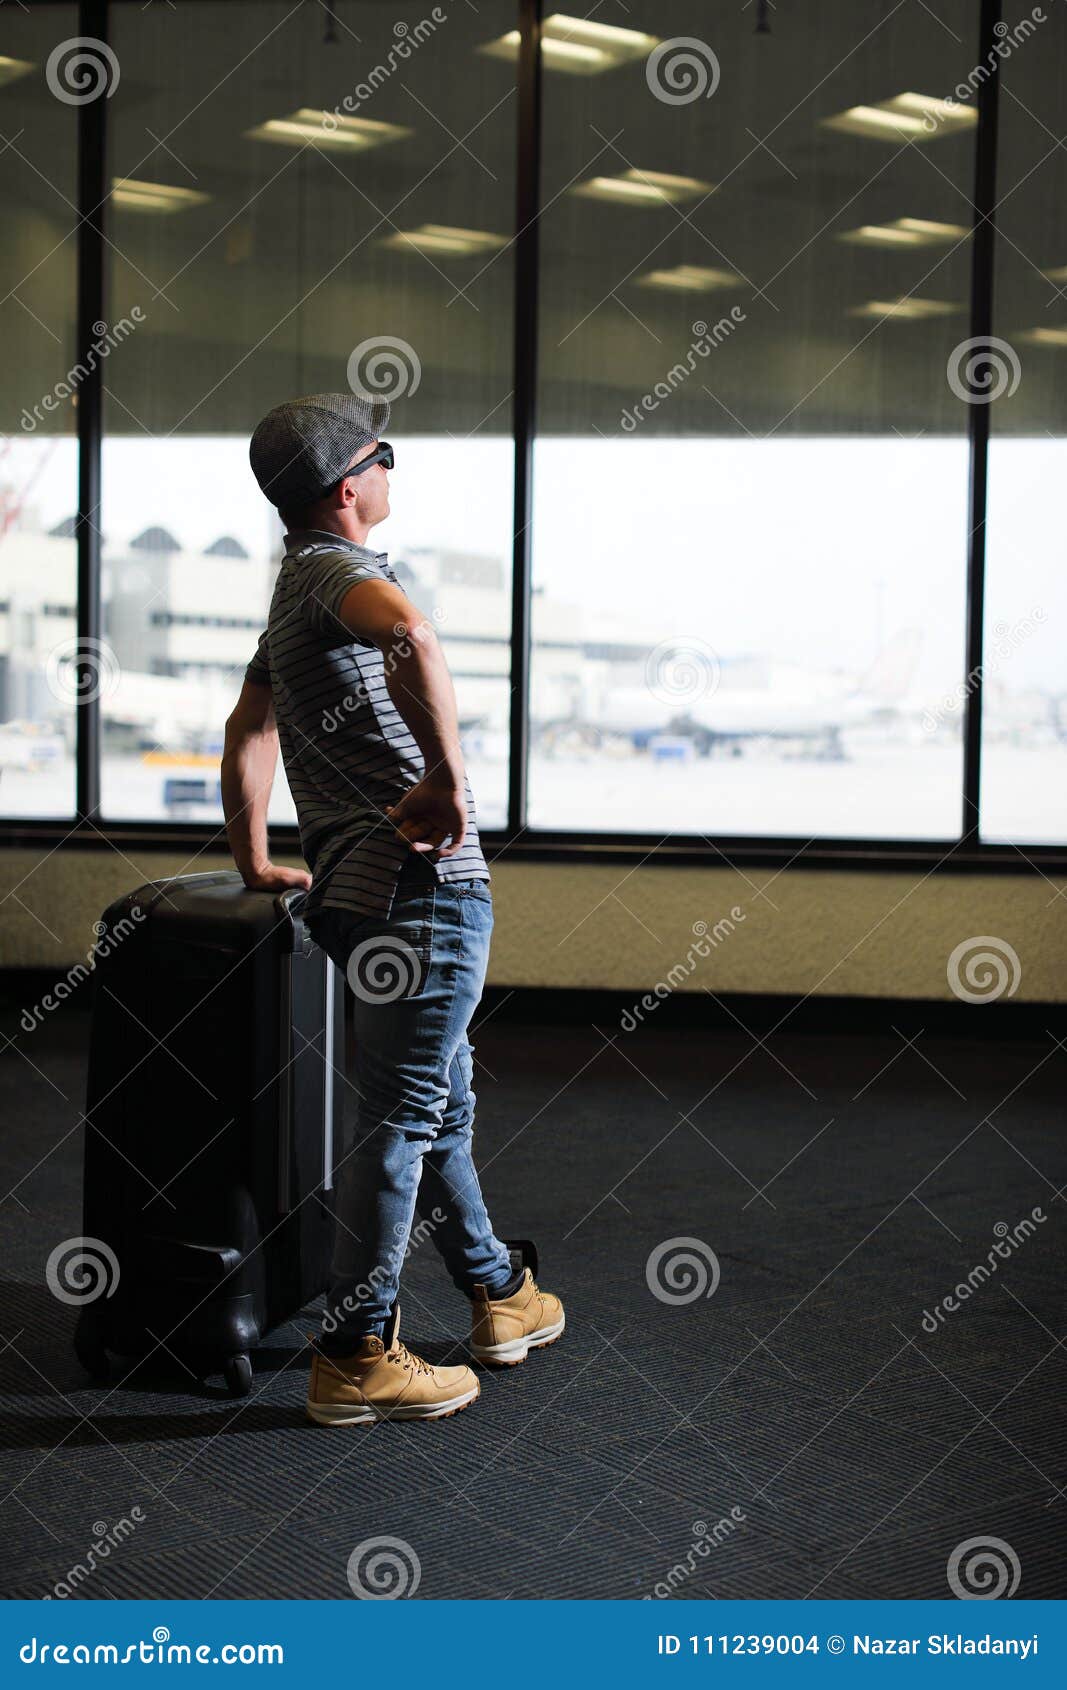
[344,438,390,527]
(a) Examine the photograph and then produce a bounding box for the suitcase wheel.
[74,1327,111,1383]
[224,1353,253,1398]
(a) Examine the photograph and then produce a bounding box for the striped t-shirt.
[244,528,490,920]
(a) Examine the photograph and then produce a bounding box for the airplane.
[571,629,927,762]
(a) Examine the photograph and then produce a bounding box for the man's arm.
[336,578,468,857]
[221,676,311,892]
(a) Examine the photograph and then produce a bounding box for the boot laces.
[387,1338,433,1377]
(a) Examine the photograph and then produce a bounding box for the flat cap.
[249,391,391,510]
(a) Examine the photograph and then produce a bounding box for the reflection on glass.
[0,5,78,820]
[981,5,1067,844]
[100,1,516,828]
[531,1,977,839]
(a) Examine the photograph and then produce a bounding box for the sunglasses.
[329,441,394,491]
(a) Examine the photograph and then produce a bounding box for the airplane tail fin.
[859,627,923,702]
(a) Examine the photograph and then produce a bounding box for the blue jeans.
[306,855,514,1341]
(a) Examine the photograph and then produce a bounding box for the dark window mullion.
[74,0,109,825]
[961,0,1003,843]
[507,0,543,837]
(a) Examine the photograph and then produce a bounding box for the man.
[221,392,564,1427]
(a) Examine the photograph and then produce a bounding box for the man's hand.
[241,862,313,893]
[386,777,467,857]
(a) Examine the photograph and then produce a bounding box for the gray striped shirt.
[244,528,490,920]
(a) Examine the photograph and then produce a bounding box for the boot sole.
[471,1313,566,1367]
[306,1380,480,1426]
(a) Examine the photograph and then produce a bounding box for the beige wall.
[1,847,1064,1003]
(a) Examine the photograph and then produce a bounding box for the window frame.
[3,0,1065,876]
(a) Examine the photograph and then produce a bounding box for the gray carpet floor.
[1,984,1064,1600]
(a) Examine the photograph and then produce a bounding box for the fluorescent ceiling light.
[1041,263,1067,282]
[0,56,34,89]
[573,169,711,207]
[850,297,961,320]
[889,92,977,129]
[381,224,508,257]
[821,93,976,143]
[838,217,970,248]
[111,178,211,213]
[245,109,411,151]
[479,15,659,75]
[637,264,740,292]
[1018,326,1067,347]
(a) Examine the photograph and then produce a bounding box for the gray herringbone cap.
[249,391,391,510]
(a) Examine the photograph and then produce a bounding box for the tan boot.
[470,1268,566,1366]
[306,1305,479,1426]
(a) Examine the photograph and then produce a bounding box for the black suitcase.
[74,870,345,1397]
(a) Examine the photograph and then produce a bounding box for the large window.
[1,0,1063,858]
[981,5,1067,844]
[98,0,515,828]
[0,3,79,819]
[532,1,975,839]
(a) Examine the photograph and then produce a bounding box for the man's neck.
[304,513,374,547]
